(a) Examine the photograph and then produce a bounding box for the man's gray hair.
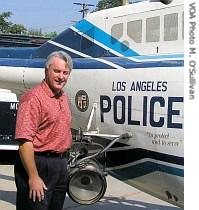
[45,51,73,72]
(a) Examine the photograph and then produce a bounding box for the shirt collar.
[41,80,64,98]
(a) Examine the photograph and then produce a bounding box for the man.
[14,51,73,210]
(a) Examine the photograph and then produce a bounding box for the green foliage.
[0,11,57,38]
[96,0,123,10]
[9,24,27,34]
[44,31,58,38]
[0,12,13,33]
[0,11,27,34]
[27,29,57,38]
[28,28,43,36]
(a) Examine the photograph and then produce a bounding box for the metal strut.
[75,132,132,166]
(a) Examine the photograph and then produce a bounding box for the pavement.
[0,163,181,210]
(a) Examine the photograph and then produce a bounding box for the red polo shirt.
[15,80,72,153]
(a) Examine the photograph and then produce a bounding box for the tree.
[0,12,13,33]
[9,24,27,34]
[0,11,27,34]
[0,11,59,38]
[96,0,123,10]
[28,28,43,36]
[44,31,58,38]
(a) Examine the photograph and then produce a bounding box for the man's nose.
[58,72,64,79]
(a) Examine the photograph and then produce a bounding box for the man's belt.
[34,151,69,158]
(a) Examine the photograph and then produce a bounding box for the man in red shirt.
[14,51,73,210]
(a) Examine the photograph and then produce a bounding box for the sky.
[0,0,99,33]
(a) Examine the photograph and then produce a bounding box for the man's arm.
[19,140,47,202]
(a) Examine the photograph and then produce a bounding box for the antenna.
[73,2,95,19]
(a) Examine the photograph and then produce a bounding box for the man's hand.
[18,140,48,202]
[29,175,48,202]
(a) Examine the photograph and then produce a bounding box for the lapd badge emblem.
[75,90,89,112]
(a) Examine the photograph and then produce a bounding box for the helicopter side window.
[146,16,160,42]
[127,19,142,43]
[164,13,178,41]
[111,23,123,44]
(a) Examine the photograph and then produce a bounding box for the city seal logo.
[75,90,89,112]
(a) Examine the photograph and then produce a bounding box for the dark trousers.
[14,152,69,210]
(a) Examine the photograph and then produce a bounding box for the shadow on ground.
[0,173,15,181]
[0,151,182,210]
[0,191,181,210]
[63,195,181,210]
[0,190,16,206]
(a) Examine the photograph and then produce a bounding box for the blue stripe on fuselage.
[0,57,183,69]
[137,54,184,60]
[102,57,184,68]
[0,47,37,59]
[0,58,45,68]
[74,19,139,57]
[0,58,114,69]
[53,28,115,58]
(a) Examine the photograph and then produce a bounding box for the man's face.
[45,56,70,94]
